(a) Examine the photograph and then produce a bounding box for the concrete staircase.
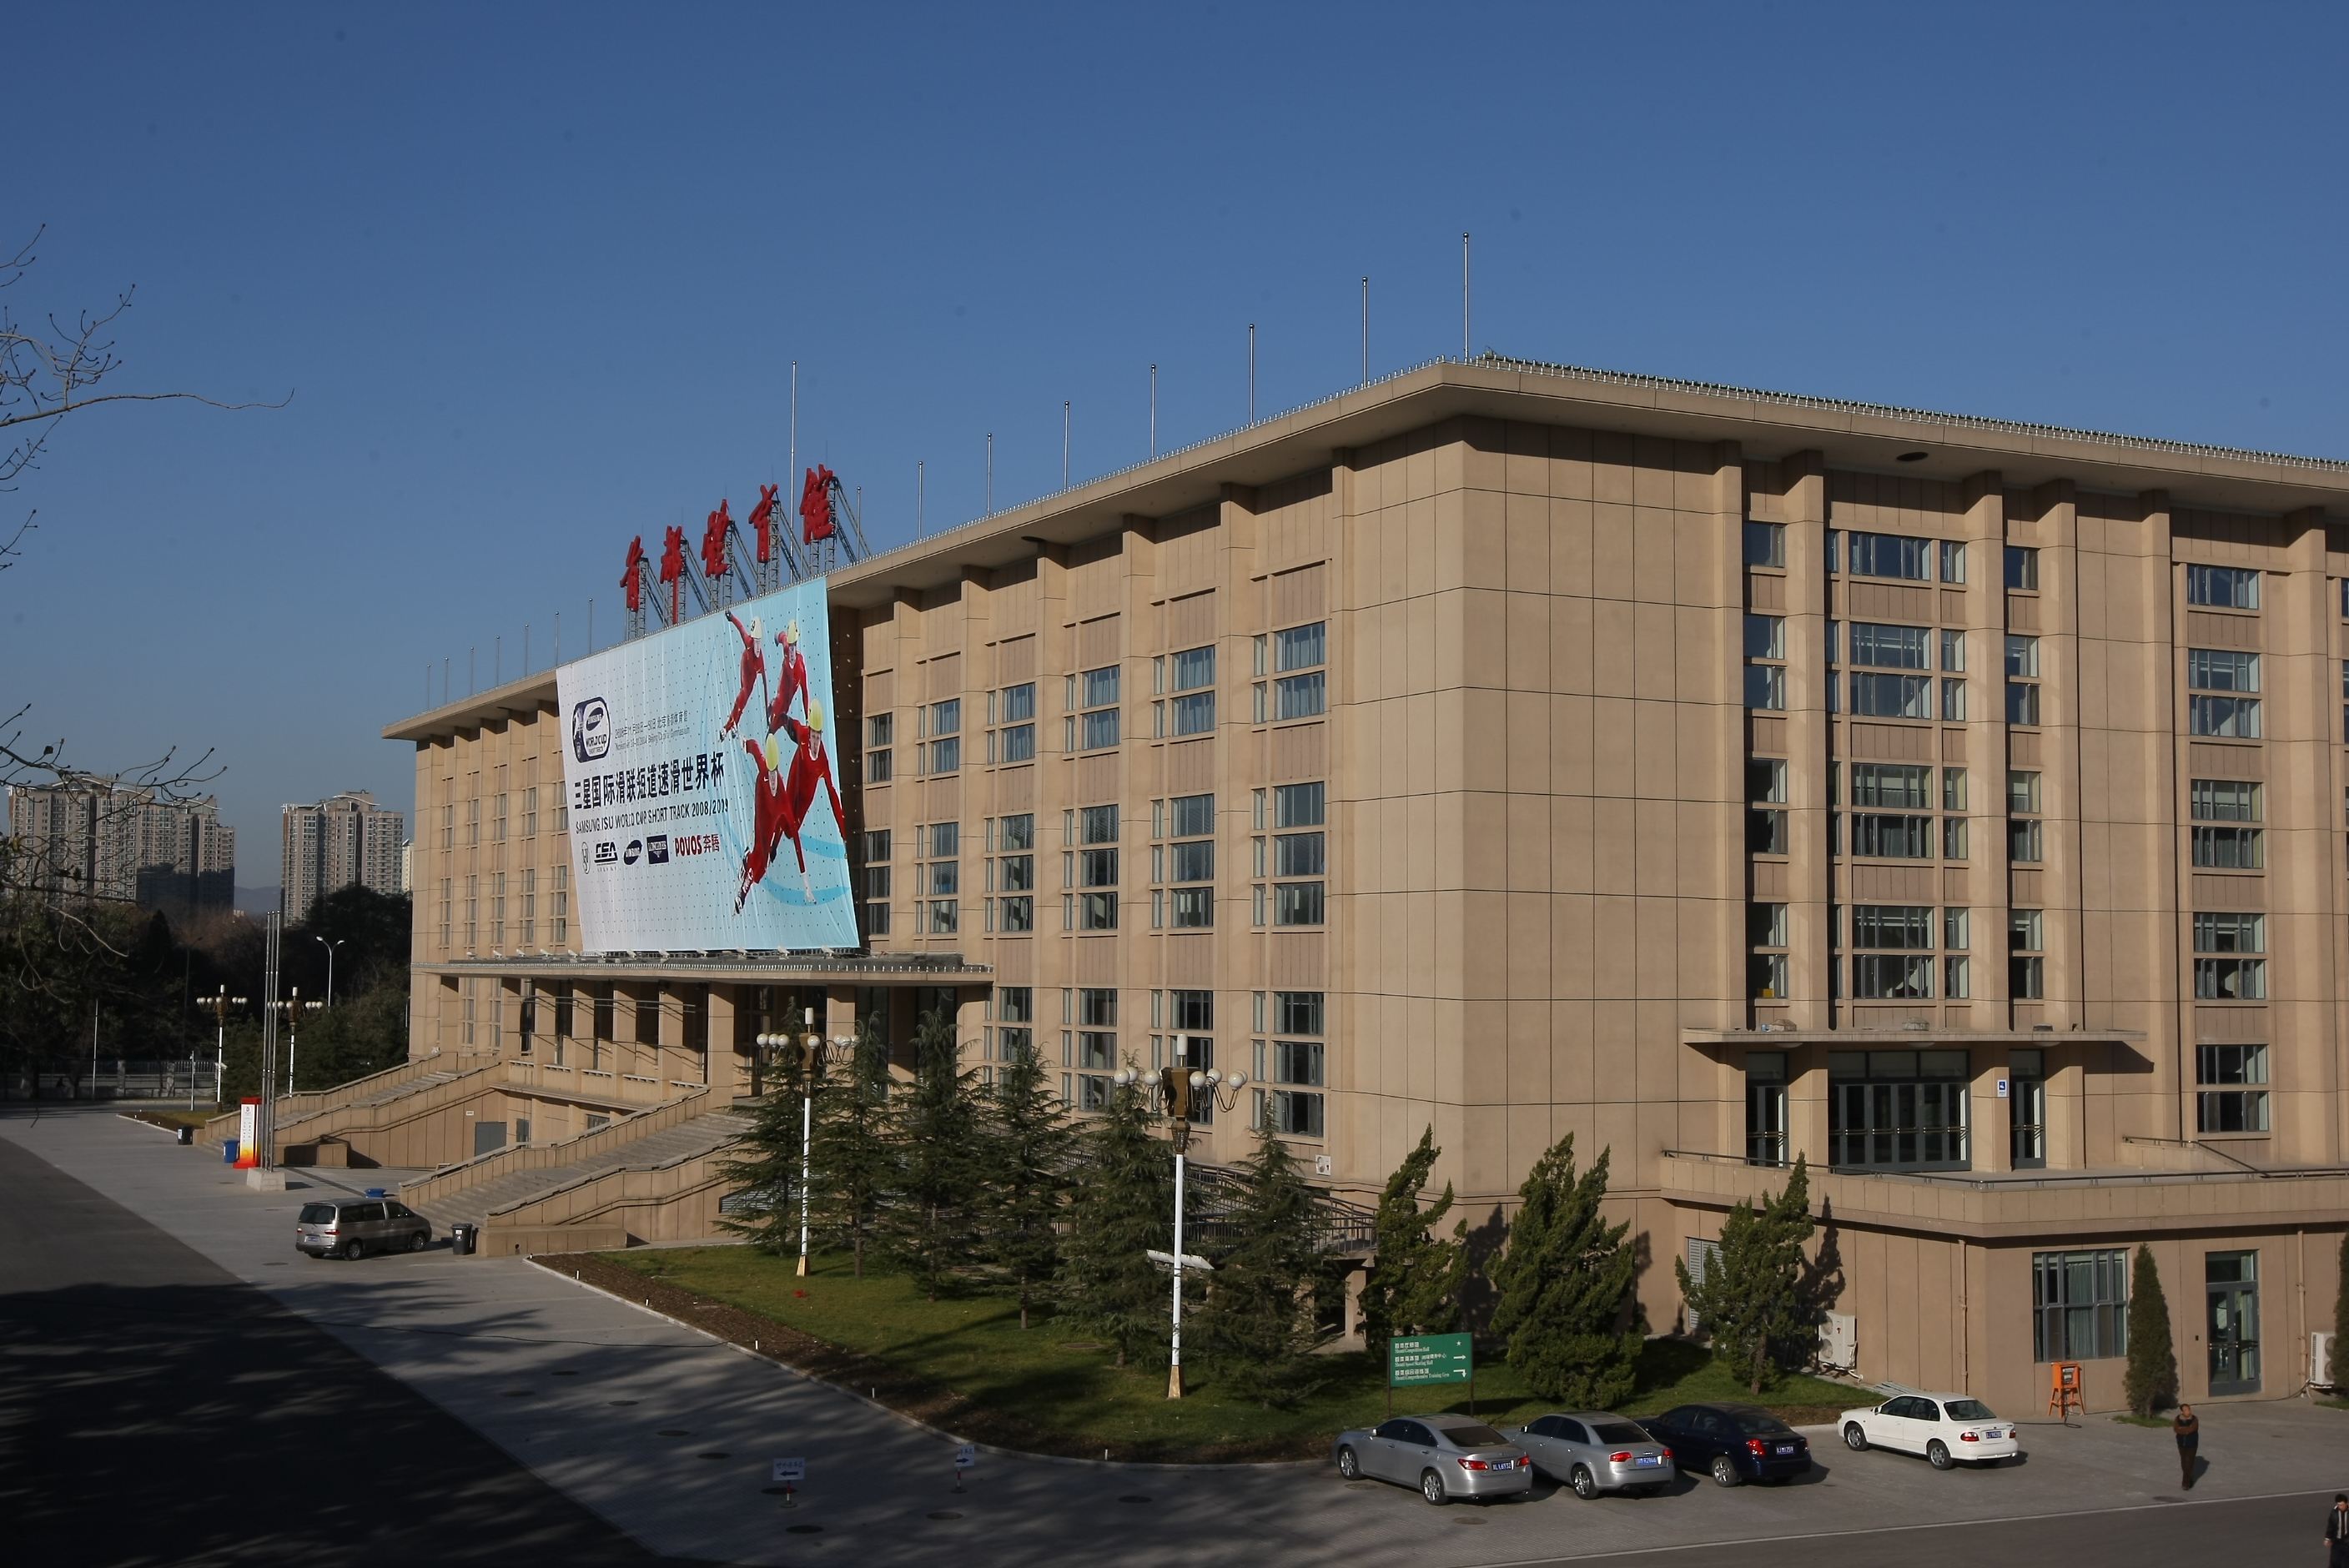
[402,1095,754,1255]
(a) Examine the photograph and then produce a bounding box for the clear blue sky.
[8,3,2345,891]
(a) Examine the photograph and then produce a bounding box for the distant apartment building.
[281,790,407,922]
[7,779,236,918]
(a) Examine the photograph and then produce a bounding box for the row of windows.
[437,867,568,950]
[1746,524,2262,614]
[1056,988,1328,1133]
[438,786,565,849]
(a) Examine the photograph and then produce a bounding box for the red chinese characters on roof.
[702,500,732,582]
[621,535,646,611]
[747,483,781,564]
[799,465,837,545]
[659,525,687,585]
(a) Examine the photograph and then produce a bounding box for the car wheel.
[1336,1447,1361,1480]
[1709,1455,1741,1488]
[340,1239,365,1260]
[1843,1423,1869,1451]
[1420,1470,1449,1506]
[1570,1465,1597,1500]
[1927,1440,1954,1470]
[408,1231,430,1254]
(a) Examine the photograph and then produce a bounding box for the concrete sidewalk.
[7,1104,2346,1568]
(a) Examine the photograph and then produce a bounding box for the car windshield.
[1944,1400,1996,1420]
[1591,1421,1652,1445]
[1439,1424,1509,1449]
[298,1204,337,1224]
[1731,1412,1793,1436]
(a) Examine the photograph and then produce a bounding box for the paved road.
[4,1104,2346,1568]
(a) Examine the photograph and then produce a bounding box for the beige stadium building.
[345,354,2348,1416]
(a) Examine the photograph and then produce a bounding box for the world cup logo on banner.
[571,697,610,761]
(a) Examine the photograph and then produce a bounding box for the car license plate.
[1774,1445,1795,1455]
[1635,1455,1660,1466]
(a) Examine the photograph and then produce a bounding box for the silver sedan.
[1332,1415,1535,1505]
[1514,1411,1674,1497]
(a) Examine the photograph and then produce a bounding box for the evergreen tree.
[1358,1126,1468,1357]
[2123,1244,2178,1415]
[713,1077,810,1255]
[875,1005,984,1299]
[807,1013,893,1276]
[1197,1127,1342,1409]
[972,1042,1078,1329]
[1056,1077,1173,1369]
[1674,1155,1818,1394]
[2335,1232,2348,1386]
[1491,1133,1643,1408]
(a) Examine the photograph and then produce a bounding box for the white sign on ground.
[772,1458,807,1483]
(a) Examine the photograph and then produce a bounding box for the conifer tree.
[1491,1133,1643,1408]
[712,1076,808,1254]
[1675,1155,1818,1394]
[2123,1244,2178,1415]
[973,1041,1077,1328]
[874,1006,983,1299]
[1198,1126,1341,1409]
[1055,1077,1172,1368]
[1359,1126,1468,1357]
[807,1012,893,1276]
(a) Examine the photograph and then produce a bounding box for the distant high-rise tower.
[7,780,236,919]
[281,791,406,922]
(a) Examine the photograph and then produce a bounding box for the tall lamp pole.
[201,987,246,1109]
[271,987,323,1095]
[1115,1036,1248,1399]
[756,1008,833,1278]
[314,937,345,1007]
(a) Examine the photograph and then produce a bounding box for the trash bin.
[176,1126,194,1146]
[450,1223,477,1256]
[223,1138,239,1164]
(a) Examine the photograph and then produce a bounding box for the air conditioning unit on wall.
[2316,1331,2337,1391]
[1818,1312,1858,1378]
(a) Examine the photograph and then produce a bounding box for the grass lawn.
[596,1246,1861,1462]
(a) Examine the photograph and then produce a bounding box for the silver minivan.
[296,1197,432,1259]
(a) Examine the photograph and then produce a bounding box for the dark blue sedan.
[1637,1403,1810,1486]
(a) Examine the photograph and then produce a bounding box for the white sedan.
[1838,1392,2020,1470]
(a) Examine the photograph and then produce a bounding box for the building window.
[551,865,567,945]
[1748,900,1788,948]
[461,978,475,1046]
[2191,779,2262,867]
[1939,540,1967,584]
[1746,1052,1788,1168]
[521,787,538,838]
[1848,531,1932,582]
[2186,564,2259,610]
[464,875,478,949]
[1743,520,1784,568]
[1750,758,1787,802]
[1853,763,1929,808]
[931,821,959,859]
[2005,545,2040,591]
[493,792,508,843]
[1944,954,1970,998]
[1850,953,1934,998]
[1850,903,1932,948]
[521,868,536,946]
[2196,1044,2270,1132]
[1828,1049,1970,1169]
[1745,665,1787,711]
[2009,818,2043,864]
[2010,908,2045,998]
[1849,621,1928,668]
[1749,951,1788,1000]
[1275,991,1322,1035]
[466,796,480,847]
[1276,621,1325,674]
[1079,988,1116,1028]
[2187,649,2261,738]
[1073,665,1121,750]
[2033,1249,2129,1361]
[438,877,452,948]
[1849,813,1934,859]
[1745,614,1785,659]
[929,735,962,772]
[1850,672,1930,719]
[1275,671,1326,721]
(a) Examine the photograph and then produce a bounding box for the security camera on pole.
[1114,1037,1248,1399]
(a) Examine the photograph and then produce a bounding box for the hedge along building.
[388,354,2349,1412]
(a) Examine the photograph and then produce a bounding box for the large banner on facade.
[556,577,858,952]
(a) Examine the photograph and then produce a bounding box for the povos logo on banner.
[555,576,858,953]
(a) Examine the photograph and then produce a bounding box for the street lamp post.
[755,1008,834,1279]
[314,937,345,1007]
[271,987,324,1095]
[201,986,246,1110]
[1114,1036,1248,1399]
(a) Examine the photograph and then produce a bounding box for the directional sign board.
[772,1458,807,1483]
[955,1443,977,1470]
[1389,1332,1473,1387]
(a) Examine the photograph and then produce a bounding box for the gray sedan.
[1332,1416,1534,1505]
[1515,1411,1674,1497]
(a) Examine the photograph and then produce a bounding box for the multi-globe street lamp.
[1114,1038,1248,1399]
[201,986,246,1109]
[754,1011,849,1278]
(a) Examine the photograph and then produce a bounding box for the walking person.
[2170,1402,2198,1490]
[2325,1493,2349,1567]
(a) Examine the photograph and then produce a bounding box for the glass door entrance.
[2205,1251,2260,1395]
